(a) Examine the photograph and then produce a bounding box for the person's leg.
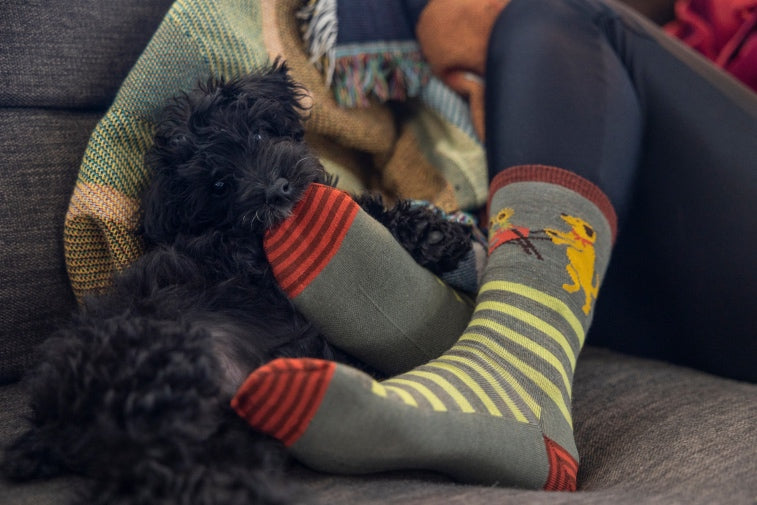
[594,0,757,382]
[231,0,756,489]
[233,0,716,489]
[263,184,474,376]
[485,0,642,224]
[235,168,614,489]
[486,0,757,382]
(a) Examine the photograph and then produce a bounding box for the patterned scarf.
[298,0,431,106]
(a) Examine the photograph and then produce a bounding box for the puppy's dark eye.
[169,134,188,147]
[254,133,263,142]
[212,180,228,196]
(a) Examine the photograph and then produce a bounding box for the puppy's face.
[143,62,328,244]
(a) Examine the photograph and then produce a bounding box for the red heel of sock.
[543,436,578,491]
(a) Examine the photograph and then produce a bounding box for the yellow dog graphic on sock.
[545,213,599,315]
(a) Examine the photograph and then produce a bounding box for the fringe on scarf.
[297,0,338,84]
[297,0,430,107]
[331,47,430,107]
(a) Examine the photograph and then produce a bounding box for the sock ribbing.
[488,165,618,241]
[265,184,359,298]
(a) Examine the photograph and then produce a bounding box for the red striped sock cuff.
[264,183,359,298]
[488,165,618,242]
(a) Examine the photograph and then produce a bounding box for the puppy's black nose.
[268,178,291,200]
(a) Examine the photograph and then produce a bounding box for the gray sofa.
[1,1,755,504]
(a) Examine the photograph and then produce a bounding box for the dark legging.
[485,0,757,382]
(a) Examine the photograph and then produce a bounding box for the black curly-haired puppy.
[5,248,309,505]
[3,61,473,505]
[142,60,472,289]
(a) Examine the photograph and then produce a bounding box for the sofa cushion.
[0,0,174,384]
[0,110,102,383]
[0,383,84,504]
[0,1,173,110]
[2,348,755,504]
[289,348,757,504]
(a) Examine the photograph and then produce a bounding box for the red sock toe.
[231,358,336,446]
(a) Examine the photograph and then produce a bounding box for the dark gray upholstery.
[0,1,173,109]
[1,0,755,503]
[0,110,94,382]
[0,0,174,384]
[3,348,755,503]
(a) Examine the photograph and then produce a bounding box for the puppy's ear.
[144,90,199,178]
[142,89,206,245]
[140,166,185,246]
[222,59,309,140]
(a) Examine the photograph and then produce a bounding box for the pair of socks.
[232,165,616,490]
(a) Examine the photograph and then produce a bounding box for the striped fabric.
[379,279,580,430]
[231,358,336,447]
[64,0,268,300]
[370,276,583,490]
[264,184,359,298]
[233,170,613,490]
[421,77,477,138]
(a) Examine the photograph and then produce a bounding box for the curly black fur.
[355,195,473,275]
[142,60,471,286]
[141,61,329,297]
[3,60,473,504]
[4,248,313,504]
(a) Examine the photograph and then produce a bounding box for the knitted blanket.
[299,0,509,138]
[64,0,489,301]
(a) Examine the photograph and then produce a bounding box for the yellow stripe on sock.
[385,379,448,412]
[468,317,572,396]
[383,384,419,407]
[452,343,541,420]
[424,362,502,416]
[403,370,476,413]
[459,333,573,428]
[437,354,529,423]
[480,281,586,346]
[434,276,470,305]
[371,381,388,397]
[475,300,576,368]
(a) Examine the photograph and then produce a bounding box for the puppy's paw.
[355,194,473,275]
[399,209,473,274]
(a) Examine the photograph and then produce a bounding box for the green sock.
[263,183,474,376]
[239,166,616,490]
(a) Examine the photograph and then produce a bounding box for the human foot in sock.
[263,184,475,376]
[236,166,616,490]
